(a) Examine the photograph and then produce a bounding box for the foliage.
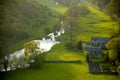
[0,0,52,57]
[106,0,120,33]
[63,3,90,41]
[117,65,120,76]
[28,53,45,68]
[65,41,76,51]
[86,0,111,10]
[24,41,46,68]
[106,0,120,18]
[64,3,90,20]
[44,27,51,35]
[24,41,40,59]
[106,38,120,62]
[77,40,82,50]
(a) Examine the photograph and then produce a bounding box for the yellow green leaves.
[24,41,40,59]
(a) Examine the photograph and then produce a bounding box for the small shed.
[82,41,90,48]
[85,47,102,59]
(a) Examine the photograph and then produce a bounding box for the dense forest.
[0,0,52,57]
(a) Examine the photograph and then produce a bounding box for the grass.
[75,6,117,41]
[36,0,67,14]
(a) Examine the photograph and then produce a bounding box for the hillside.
[60,4,117,41]
[36,0,67,14]
[0,0,67,57]
[76,6,117,41]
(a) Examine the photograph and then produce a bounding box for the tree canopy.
[106,0,120,18]
[106,38,120,62]
[0,0,51,57]
[24,41,40,59]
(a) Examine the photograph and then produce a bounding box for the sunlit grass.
[75,5,117,41]
[87,6,111,20]
[36,0,67,14]
[52,7,67,14]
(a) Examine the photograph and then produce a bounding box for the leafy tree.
[106,38,120,63]
[24,41,45,68]
[64,3,89,41]
[24,41,40,59]
[117,65,120,76]
[28,53,45,68]
[77,40,82,50]
[64,16,77,41]
[44,27,51,35]
[106,0,120,33]
[65,41,76,50]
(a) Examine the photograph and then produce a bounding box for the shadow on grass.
[0,63,76,80]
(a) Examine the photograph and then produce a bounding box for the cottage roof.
[85,47,101,52]
[91,37,110,42]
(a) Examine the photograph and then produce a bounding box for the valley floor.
[2,43,119,80]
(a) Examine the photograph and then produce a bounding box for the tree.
[44,27,51,35]
[106,0,120,33]
[28,53,45,68]
[3,58,8,71]
[65,41,76,50]
[64,3,89,41]
[24,41,40,59]
[24,41,46,68]
[77,40,82,50]
[65,16,77,41]
[106,38,120,63]
[117,65,120,76]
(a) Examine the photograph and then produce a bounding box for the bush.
[28,53,45,69]
[77,40,82,50]
[65,41,76,50]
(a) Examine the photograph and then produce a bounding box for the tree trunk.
[118,19,120,33]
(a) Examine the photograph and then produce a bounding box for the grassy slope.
[3,2,119,80]
[76,6,117,41]
[60,5,117,41]
[36,0,67,14]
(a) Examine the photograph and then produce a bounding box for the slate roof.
[85,47,102,52]
[91,37,110,42]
